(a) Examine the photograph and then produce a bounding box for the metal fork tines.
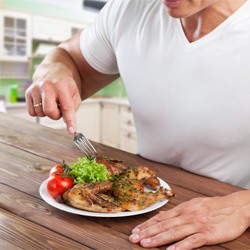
[74,132,97,160]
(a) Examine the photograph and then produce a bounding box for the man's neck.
[181,0,246,42]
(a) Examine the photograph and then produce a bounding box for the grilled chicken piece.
[95,155,128,176]
[112,166,175,211]
[63,180,123,213]
[119,187,174,211]
[63,165,175,213]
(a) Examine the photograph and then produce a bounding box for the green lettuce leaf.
[68,157,109,184]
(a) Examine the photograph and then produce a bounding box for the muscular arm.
[58,32,119,100]
[26,32,119,134]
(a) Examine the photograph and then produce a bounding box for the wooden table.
[0,112,249,250]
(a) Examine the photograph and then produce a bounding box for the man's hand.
[25,63,82,134]
[26,33,119,135]
[129,190,250,250]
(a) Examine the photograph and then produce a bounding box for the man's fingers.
[39,87,76,134]
[25,87,36,116]
[59,102,77,134]
[56,81,79,134]
[130,214,185,244]
[25,84,45,117]
[166,233,207,250]
[132,209,180,234]
[131,224,204,249]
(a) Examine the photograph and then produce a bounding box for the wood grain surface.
[0,112,249,249]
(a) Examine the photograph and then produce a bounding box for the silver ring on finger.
[33,102,42,108]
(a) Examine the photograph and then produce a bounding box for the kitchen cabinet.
[119,105,137,154]
[101,102,120,148]
[120,130,137,153]
[0,10,31,61]
[0,61,30,79]
[76,102,101,142]
[101,100,137,153]
[0,10,31,79]
[32,15,68,42]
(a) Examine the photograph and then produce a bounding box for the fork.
[74,132,97,160]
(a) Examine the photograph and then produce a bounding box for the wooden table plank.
[0,239,23,250]
[0,184,158,250]
[0,208,90,250]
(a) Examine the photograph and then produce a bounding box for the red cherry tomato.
[49,163,65,176]
[47,174,74,199]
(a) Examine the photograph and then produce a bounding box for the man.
[26,0,250,249]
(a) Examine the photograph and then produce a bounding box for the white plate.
[39,178,170,218]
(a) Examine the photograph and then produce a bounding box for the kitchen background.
[0,0,137,154]
[0,0,126,100]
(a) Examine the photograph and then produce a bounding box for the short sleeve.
[80,0,124,75]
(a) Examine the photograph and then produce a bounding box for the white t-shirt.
[80,0,250,189]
